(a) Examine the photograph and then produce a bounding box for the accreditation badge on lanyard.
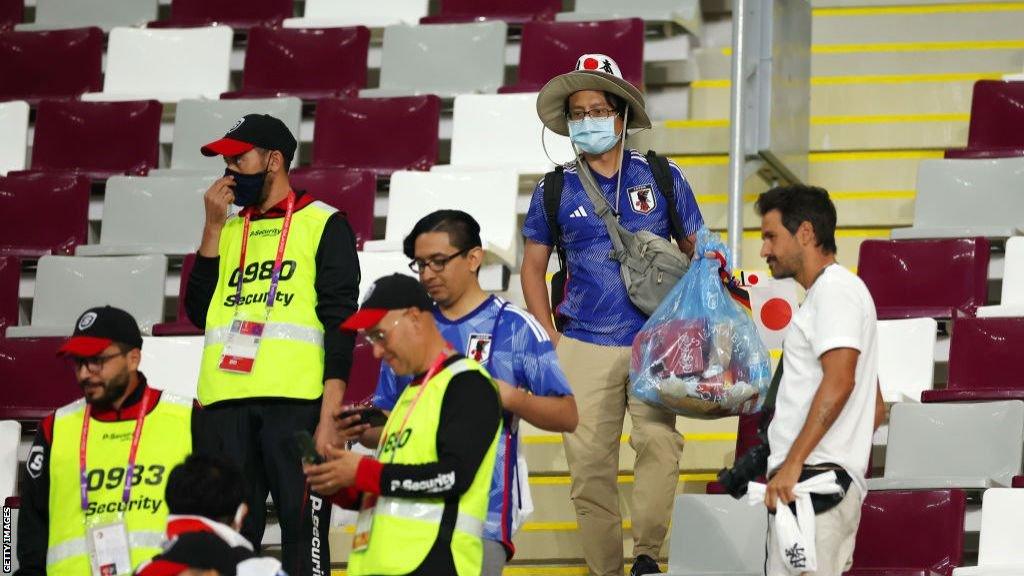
[219,192,296,374]
[352,350,451,552]
[82,389,153,576]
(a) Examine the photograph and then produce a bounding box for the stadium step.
[810,3,1024,46]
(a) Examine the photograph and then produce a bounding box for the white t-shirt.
[767,264,878,498]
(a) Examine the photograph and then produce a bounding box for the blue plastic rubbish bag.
[630,228,771,419]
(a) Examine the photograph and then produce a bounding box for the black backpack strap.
[543,166,566,265]
[646,150,685,242]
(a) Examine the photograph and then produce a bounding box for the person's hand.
[303,445,364,495]
[764,460,801,512]
[203,175,236,230]
[313,419,337,456]
[330,404,375,446]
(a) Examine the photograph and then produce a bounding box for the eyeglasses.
[362,315,406,346]
[567,107,618,122]
[70,351,126,374]
[408,249,469,274]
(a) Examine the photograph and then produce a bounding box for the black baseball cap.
[58,306,143,357]
[200,113,297,166]
[340,274,433,331]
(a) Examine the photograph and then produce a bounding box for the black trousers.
[193,398,332,576]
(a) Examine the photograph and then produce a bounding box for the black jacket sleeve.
[315,212,360,382]
[15,424,51,576]
[378,372,501,497]
[184,254,220,329]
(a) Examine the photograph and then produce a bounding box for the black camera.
[716,432,770,499]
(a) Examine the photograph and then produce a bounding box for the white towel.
[747,471,845,574]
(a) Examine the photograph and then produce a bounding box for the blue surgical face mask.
[568,116,621,155]
[224,164,268,208]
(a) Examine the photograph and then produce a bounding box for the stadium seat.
[283,0,428,29]
[556,0,702,33]
[867,400,1024,491]
[0,100,28,175]
[954,488,1024,575]
[420,0,560,24]
[344,341,382,406]
[357,252,415,300]
[81,27,233,103]
[847,489,966,576]
[360,22,508,99]
[222,26,370,101]
[288,168,376,250]
[663,494,767,576]
[75,175,213,257]
[0,256,18,330]
[857,237,990,320]
[0,172,90,257]
[978,236,1024,318]
[16,0,158,32]
[312,96,441,176]
[363,170,519,268]
[500,19,644,93]
[140,335,203,399]
[921,317,1024,403]
[152,254,202,337]
[0,0,22,29]
[877,318,938,403]
[151,0,292,29]
[945,80,1024,159]
[0,28,103,104]
[0,420,19,503]
[0,336,80,421]
[5,255,168,338]
[891,157,1024,241]
[27,99,163,179]
[434,93,574,175]
[152,97,302,176]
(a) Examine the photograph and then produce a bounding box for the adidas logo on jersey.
[569,206,589,218]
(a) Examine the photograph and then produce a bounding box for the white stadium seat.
[978,236,1024,318]
[140,336,203,400]
[284,0,428,29]
[877,317,938,403]
[16,0,157,32]
[0,100,29,176]
[954,488,1024,576]
[665,494,766,576]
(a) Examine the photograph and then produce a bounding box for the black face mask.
[224,160,269,207]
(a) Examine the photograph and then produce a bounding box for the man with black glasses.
[16,306,194,576]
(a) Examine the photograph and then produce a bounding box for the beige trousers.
[766,484,863,576]
[557,336,684,576]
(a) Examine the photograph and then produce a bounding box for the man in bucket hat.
[520,54,706,575]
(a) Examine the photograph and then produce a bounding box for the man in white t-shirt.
[755,184,885,576]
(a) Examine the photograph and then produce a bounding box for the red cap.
[199,137,254,158]
[58,336,114,357]
[339,309,389,332]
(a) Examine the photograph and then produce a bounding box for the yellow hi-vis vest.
[198,200,337,405]
[347,357,502,576]
[46,390,192,576]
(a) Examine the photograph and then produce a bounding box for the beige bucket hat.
[536,53,651,137]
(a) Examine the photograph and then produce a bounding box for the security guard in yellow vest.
[16,306,193,576]
[185,114,360,576]
[304,274,502,576]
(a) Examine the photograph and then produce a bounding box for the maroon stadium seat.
[0,0,22,30]
[1013,475,1024,488]
[420,0,560,24]
[152,254,202,337]
[0,256,19,331]
[0,337,81,422]
[844,489,966,576]
[312,96,441,176]
[0,28,103,104]
[0,173,90,257]
[922,316,1024,402]
[26,100,162,179]
[343,340,382,406]
[857,238,990,320]
[150,0,292,29]
[500,19,644,93]
[945,81,1024,159]
[222,26,370,101]
[289,168,376,250]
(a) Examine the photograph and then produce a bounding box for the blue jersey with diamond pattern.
[522,149,704,346]
[372,295,572,551]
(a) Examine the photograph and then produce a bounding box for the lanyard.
[235,191,296,311]
[79,387,154,512]
[381,350,452,463]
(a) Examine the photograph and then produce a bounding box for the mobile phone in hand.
[294,430,323,465]
[337,407,388,428]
